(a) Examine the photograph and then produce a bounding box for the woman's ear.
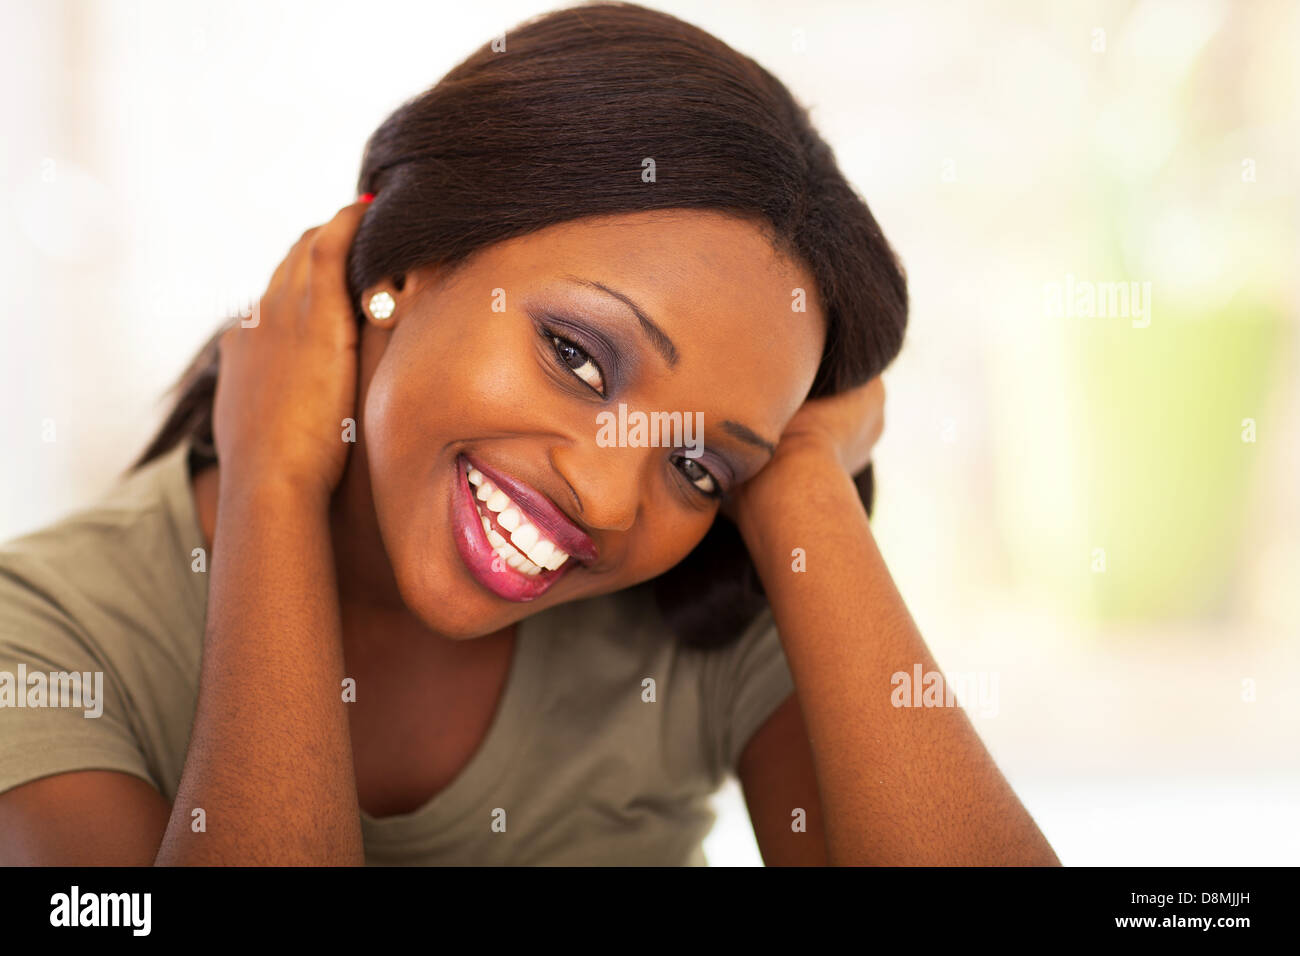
[360,274,411,328]
[360,263,444,327]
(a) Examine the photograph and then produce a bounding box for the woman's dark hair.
[128,0,908,649]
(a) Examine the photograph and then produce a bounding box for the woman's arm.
[729,384,1061,866]
[154,476,361,865]
[155,202,371,865]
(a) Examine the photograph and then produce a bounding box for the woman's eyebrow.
[563,274,679,369]
[720,420,776,458]
[561,273,776,461]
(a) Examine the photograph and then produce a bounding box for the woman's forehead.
[503,211,825,413]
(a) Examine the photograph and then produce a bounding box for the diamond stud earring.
[368,291,396,320]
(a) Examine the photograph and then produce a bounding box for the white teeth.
[465,461,576,574]
[490,532,557,577]
[529,539,555,568]
[496,545,543,576]
[510,523,539,554]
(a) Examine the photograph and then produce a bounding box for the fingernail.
[359,192,375,203]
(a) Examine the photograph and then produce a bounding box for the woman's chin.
[393,566,517,640]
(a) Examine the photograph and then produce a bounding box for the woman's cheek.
[360,346,403,462]
[466,324,547,420]
[367,326,466,442]
[637,512,715,579]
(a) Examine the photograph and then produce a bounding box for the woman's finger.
[255,203,369,329]
[261,225,320,305]
[285,225,324,298]
[306,202,371,308]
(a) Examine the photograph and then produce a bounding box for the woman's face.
[356,209,825,638]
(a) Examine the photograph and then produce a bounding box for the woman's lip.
[461,454,599,565]
[451,455,576,602]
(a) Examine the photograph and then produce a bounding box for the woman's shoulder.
[0,436,207,663]
[0,437,208,800]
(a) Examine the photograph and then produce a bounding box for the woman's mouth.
[450,453,594,602]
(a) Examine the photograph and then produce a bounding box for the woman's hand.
[769,374,886,476]
[723,375,886,523]
[212,201,370,503]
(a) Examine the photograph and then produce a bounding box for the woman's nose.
[551,441,657,534]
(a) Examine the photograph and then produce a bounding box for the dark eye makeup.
[531,314,725,502]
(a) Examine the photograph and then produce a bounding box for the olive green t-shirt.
[0,436,795,865]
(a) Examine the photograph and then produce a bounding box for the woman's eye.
[675,455,721,498]
[550,333,606,396]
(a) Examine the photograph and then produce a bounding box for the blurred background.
[1,0,1295,865]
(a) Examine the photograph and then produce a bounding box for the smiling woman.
[0,1,1059,867]
[133,1,909,650]
[338,208,829,636]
